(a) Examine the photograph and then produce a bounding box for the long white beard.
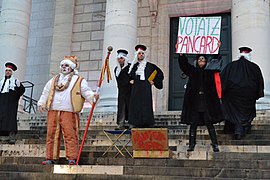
[238,53,251,61]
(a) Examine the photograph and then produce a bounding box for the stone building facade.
[0,0,269,113]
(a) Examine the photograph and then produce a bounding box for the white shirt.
[38,74,95,112]
[0,76,20,93]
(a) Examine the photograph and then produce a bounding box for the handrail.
[21,81,37,113]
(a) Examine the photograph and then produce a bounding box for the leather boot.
[208,129,220,152]
[187,128,196,151]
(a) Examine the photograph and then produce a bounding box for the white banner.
[176,17,221,54]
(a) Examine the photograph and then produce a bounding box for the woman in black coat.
[178,54,224,152]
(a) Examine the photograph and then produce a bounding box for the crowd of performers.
[0,44,264,165]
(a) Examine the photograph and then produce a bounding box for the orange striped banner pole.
[76,46,113,165]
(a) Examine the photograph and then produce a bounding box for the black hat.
[239,46,252,53]
[135,44,147,51]
[117,49,128,55]
[5,62,17,71]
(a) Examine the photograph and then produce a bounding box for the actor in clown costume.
[128,44,164,128]
[38,56,99,165]
[0,62,25,144]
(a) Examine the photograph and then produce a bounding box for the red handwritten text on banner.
[176,17,221,54]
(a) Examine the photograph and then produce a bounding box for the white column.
[0,0,32,81]
[231,0,270,109]
[95,0,138,112]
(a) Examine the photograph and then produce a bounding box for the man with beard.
[128,44,164,128]
[178,54,223,152]
[114,49,132,130]
[38,56,99,165]
[0,62,25,144]
[221,47,264,140]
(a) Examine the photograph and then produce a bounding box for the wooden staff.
[76,46,113,165]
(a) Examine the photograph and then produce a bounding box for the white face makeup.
[60,63,72,75]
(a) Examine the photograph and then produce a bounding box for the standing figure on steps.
[178,54,224,152]
[114,49,132,130]
[128,44,164,128]
[0,62,25,144]
[38,56,99,165]
[221,47,264,140]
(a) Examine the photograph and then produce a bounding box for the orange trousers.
[46,110,79,160]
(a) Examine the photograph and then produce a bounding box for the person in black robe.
[178,54,224,152]
[128,44,164,128]
[114,49,132,130]
[0,62,25,144]
[221,47,264,140]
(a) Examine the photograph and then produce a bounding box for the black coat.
[114,64,132,121]
[0,82,25,135]
[221,57,264,126]
[178,55,224,125]
[128,62,164,127]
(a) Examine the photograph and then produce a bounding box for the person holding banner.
[128,44,164,128]
[178,53,224,152]
[221,47,264,140]
[114,49,132,130]
[37,55,99,165]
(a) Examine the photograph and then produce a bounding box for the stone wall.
[72,0,106,89]
[25,0,56,100]
[137,0,151,49]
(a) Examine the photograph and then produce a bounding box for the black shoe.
[42,160,57,165]
[8,132,16,144]
[234,134,241,140]
[8,139,16,144]
[212,144,220,152]
[187,144,195,151]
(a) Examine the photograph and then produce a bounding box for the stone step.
[0,171,243,180]
[1,138,270,148]
[8,133,270,141]
[1,143,270,160]
[0,164,269,179]
[1,157,270,170]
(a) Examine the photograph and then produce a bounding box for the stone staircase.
[0,110,269,179]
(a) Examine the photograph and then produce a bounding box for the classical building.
[0,0,269,113]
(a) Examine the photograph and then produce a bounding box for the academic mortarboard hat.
[5,62,17,71]
[135,44,147,51]
[239,46,252,53]
[117,49,128,55]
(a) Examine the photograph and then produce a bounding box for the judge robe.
[114,64,132,124]
[0,83,25,135]
[221,57,264,129]
[128,62,164,127]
